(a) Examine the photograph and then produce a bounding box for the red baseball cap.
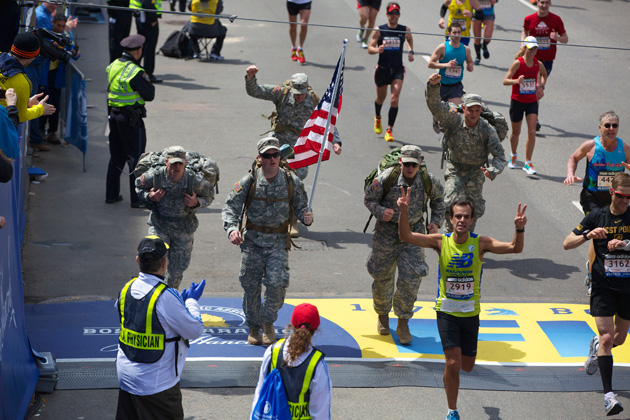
[291,303,320,331]
[387,4,400,13]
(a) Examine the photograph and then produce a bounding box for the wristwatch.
[582,230,590,240]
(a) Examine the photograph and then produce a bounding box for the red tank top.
[511,56,539,104]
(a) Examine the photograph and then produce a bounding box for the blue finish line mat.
[25,298,630,391]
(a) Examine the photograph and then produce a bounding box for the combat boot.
[377,315,390,335]
[290,219,300,238]
[262,324,276,345]
[396,318,412,345]
[248,328,262,345]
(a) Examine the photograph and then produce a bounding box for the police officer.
[107,0,133,62]
[115,235,204,420]
[426,73,506,232]
[364,145,445,344]
[106,34,155,207]
[130,0,162,83]
[221,137,313,346]
[135,146,215,289]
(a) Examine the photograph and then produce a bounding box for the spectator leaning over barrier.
[1,88,19,183]
[0,33,56,126]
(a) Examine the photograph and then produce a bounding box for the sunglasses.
[611,188,630,199]
[403,162,418,168]
[261,152,280,159]
[603,123,619,129]
[387,10,400,15]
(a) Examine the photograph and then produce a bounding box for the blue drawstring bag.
[252,368,291,420]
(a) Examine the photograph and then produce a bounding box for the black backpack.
[159,30,191,58]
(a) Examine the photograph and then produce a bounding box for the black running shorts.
[437,311,480,357]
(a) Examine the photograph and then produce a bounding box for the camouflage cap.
[462,93,483,108]
[290,73,308,95]
[257,136,280,154]
[400,145,422,164]
[120,34,145,51]
[165,145,187,164]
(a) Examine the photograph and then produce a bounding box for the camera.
[33,28,74,64]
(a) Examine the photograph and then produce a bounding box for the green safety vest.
[118,278,168,363]
[129,0,162,15]
[106,59,146,108]
[270,338,324,420]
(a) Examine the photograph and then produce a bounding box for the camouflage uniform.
[425,82,506,231]
[365,166,445,319]
[135,167,214,289]
[245,74,341,180]
[222,167,310,329]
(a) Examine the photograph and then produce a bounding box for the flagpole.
[307,39,348,211]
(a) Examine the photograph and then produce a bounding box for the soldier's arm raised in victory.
[245,65,282,104]
[425,73,459,127]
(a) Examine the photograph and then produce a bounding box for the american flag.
[288,55,344,169]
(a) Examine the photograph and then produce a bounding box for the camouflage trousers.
[444,161,486,232]
[367,224,429,319]
[148,224,194,289]
[239,239,289,329]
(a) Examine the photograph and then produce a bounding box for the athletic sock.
[482,41,489,50]
[388,106,398,128]
[599,355,614,394]
[474,44,481,58]
[375,102,383,119]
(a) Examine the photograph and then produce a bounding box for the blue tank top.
[476,0,494,15]
[584,136,626,193]
[377,24,407,70]
[439,41,466,85]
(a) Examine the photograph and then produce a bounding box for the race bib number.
[446,277,474,299]
[604,254,630,278]
[537,36,550,50]
[445,66,463,79]
[452,18,467,32]
[441,297,475,313]
[519,78,536,95]
[383,36,401,51]
[597,171,617,190]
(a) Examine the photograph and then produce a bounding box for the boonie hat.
[290,73,308,95]
[400,145,422,164]
[137,235,169,263]
[165,145,187,164]
[462,93,483,108]
[257,136,280,154]
[11,33,40,59]
[291,303,320,331]
[523,36,538,50]
[387,3,400,13]
[120,34,145,51]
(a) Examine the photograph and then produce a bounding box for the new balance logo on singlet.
[447,253,474,268]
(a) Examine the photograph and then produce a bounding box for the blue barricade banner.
[64,73,88,154]
[0,124,39,420]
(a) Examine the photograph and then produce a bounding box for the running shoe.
[210,53,224,60]
[297,49,305,64]
[361,40,369,49]
[508,154,518,169]
[585,335,599,375]
[291,48,298,61]
[446,410,460,420]
[522,161,536,175]
[474,57,481,65]
[356,29,364,43]
[384,129,394,142]
[536,120,541,131]
[374,116,383,134]
[433,119,441,134]
[605,392,624,416]
[482,44,490,59]
[585,260,592,296]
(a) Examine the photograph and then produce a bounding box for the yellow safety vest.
[106,58,145,107]
[129,0,162,16]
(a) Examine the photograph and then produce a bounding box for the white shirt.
[115,272,204,395]
[251,336,333,420]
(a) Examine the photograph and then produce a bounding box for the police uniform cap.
[257,136,280,154]
[290,73,308,95]
[165,145,187,164]
[462,93,483,108]
[400,145,422,164]
[120,34,146,51]
[291,303,320,331]
[137,235,169,263]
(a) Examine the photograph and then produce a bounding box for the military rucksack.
[452,103,509,141]
[265,78,319,136]
[363,147,433,233]
[134,148,220,195]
